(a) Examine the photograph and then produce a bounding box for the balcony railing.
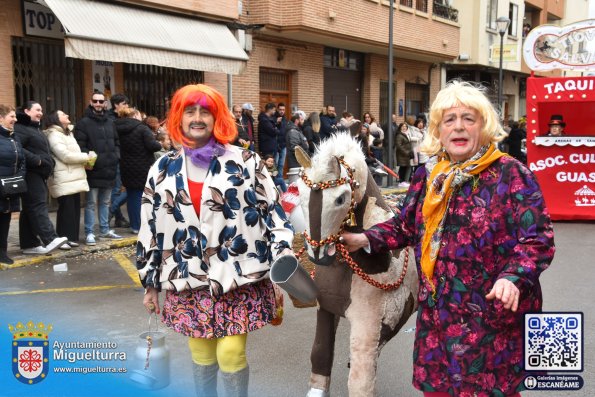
[433,1,458,23]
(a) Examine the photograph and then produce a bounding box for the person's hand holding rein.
[340,231,370,252]
[486,278,520,312]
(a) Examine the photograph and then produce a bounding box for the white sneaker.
[59,243,71,250]
[45,237,69,253]
[23,246,49,255]
[100,230,123,240]
[398,182,410,188]
[86,233,97,246]
[374,167,388,175]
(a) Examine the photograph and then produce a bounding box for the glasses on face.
[92,99,105,104]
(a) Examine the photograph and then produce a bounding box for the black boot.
[115,216,130,228]
[0,249,14,265]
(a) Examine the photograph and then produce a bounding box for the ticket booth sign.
[526,76,595,220]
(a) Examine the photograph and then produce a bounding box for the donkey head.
[296,133,368,265]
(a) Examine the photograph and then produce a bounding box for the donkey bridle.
[297,156,409,291]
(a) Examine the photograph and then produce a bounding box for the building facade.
[1,0,244,120]
[443,0,595,122]
[1,0,460,131]
[230,0,460,125]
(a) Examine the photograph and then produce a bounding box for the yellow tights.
[188,334,247,373]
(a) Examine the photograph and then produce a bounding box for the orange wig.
[167,84,237,147]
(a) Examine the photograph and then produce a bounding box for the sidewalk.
[1,210,137,270]
[1,185,407,271]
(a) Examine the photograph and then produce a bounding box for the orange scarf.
[421,144,506,295]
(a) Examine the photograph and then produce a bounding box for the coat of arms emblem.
[8,321,52,384]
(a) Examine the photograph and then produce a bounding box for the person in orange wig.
[138,84,295,396]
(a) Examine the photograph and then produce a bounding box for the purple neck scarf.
[184,136,226,168]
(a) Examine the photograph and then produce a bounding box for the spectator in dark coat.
[395,122,414,187]
[107,93,129,121]
[0,105,26,264]
[14,101,67,255]
[274,102,288,176]
[257,102,279,157]
[241,103,255,150]
[115,107,162,234]
[319,105,338,141]
[75,92,122,245]
[285,113,309,185]
[505,121,526,163]
[232,104,250,148]
[302,111,321,156]
[106,93,130,229]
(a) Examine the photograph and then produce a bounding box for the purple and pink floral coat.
[364,155,555,396]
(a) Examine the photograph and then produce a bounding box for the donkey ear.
[349,120,362,137]
[330,156,341,179]
[295,146,312,169]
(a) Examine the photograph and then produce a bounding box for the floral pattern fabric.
[163,279,276,338]
[364,156,555,396]
[136,146,294,296]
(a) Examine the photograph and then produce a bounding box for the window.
[405,83,429,118]
[324,47,363,71]
[400,0,413,7]
[509,3,518,36]
[124,64,202,119]
[487,0,498,30]
[416,0,428,12]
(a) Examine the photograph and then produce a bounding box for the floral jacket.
[136,145,294,296]
[364,155,555,396]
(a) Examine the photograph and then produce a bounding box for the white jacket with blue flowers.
[136,145,294,296]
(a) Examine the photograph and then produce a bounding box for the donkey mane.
[309,133,369,203]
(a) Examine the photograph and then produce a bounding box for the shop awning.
[43,0,248,74]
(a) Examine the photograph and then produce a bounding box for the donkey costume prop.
[294,132,418,397]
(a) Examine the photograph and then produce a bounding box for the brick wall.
[243,0,459,59]
[0,0,23,106]
[226,38,324,116]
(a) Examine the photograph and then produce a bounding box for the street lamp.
[496,16,511,117]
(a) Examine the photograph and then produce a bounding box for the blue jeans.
[126,188,143,232]
[110,165,127,219]
[85,187,111,235]
[275,147,286,177]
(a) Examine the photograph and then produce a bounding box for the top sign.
[23,1,64,39]
[523,19,595,72]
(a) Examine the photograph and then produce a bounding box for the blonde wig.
[420,80,507,156]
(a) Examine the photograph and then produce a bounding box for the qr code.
[525,313,583,371]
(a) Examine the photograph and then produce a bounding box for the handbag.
[0,176,27,197]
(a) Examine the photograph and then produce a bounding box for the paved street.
[1,221,594,397]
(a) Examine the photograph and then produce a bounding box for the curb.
[0,236,137,271]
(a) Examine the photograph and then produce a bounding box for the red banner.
[526,76,595,220]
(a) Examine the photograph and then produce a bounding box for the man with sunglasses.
[75,91,123,245]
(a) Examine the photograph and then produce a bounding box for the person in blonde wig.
[420,81,507,156]
[341,80,554,397]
